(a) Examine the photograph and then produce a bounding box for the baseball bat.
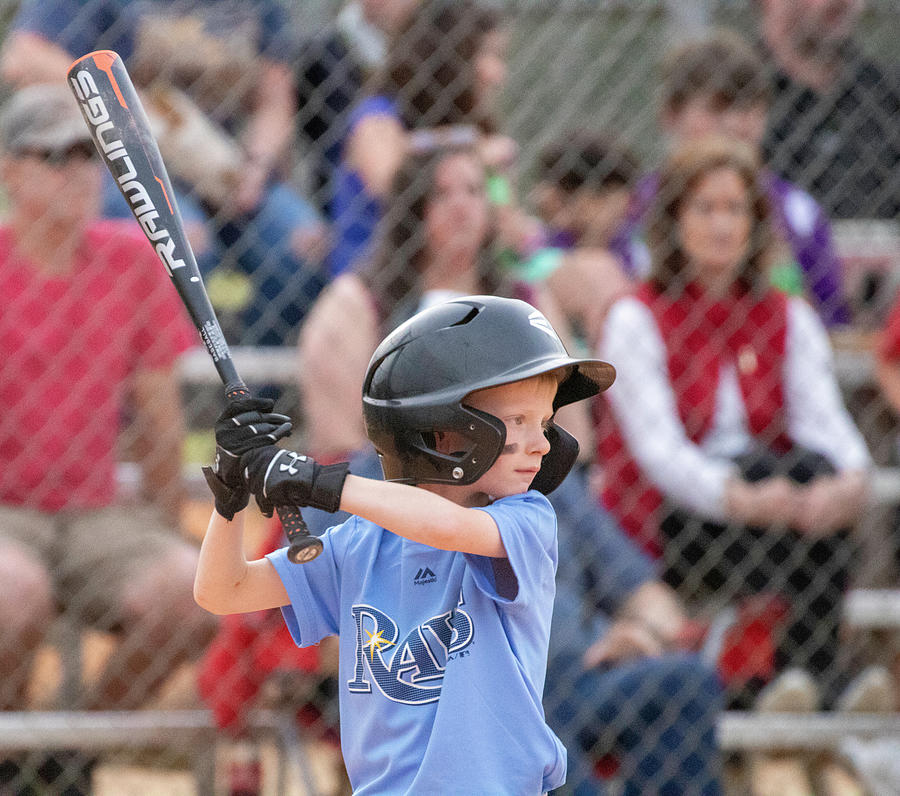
[67,50,322,564]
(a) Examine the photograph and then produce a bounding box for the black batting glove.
[202,398,293,520]
[241,446,349,517]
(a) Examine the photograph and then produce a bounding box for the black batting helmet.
[362,295,615,494]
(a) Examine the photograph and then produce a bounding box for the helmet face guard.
[362,296,615,493]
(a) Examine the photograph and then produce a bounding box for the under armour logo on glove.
[279,451,308,476]
[243,446,350,515]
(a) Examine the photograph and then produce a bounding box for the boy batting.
[195,295,615,793]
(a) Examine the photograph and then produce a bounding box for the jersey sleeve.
[466,492,558,606]
[265,520,352,647]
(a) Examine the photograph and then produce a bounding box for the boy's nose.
[530,426,552,456]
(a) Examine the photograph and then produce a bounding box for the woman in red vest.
[596,136,873,709]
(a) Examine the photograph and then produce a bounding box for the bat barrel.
[67,50,321,564]
[66,50,239,386]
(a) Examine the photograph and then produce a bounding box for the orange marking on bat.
[155,176,174,214]
[90,51,127,108]
[67,52,94,71]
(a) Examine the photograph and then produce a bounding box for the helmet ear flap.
[377,407,507,485]
[529,422,579,495]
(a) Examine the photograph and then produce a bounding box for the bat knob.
[278,505,323,564]
[225,384,251,402]
[287,536,324,564]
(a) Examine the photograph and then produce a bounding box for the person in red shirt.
[875,300,900,423]
[0,84,218,730]
[874,296,900,574]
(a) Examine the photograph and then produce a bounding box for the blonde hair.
[466,370,563,406]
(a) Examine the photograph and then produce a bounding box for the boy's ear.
[432,430,468,457]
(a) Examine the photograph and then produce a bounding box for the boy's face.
[564,185,632,248]
[665,97,769,152]
[462,376,556,499]
[532,181,631,248]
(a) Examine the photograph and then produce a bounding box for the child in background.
[195,295,616,794]
[513,131,641,349]
[532,130,643,261]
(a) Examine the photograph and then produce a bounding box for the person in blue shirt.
[327,0,518,278]
[195,294,616,794]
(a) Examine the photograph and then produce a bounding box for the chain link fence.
[1,0,898,793]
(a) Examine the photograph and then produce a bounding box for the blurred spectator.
[874,297,900,564]
[522,131,640,349]
[1,0,330,346]
[533,132,642,257]
[620,28,853,327]
[597,136,874,711]
[545,466,724,796]
[300,140,585,462]
[0,84,217,789]
[293,0,420,216]
[755,0,900,220]
[327,0,526,278]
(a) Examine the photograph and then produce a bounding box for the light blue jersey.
[267,490,566,794]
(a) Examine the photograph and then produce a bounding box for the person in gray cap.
[0,82,96,156]
[0,84,218,792]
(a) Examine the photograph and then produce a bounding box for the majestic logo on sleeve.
[348,592,474,704]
